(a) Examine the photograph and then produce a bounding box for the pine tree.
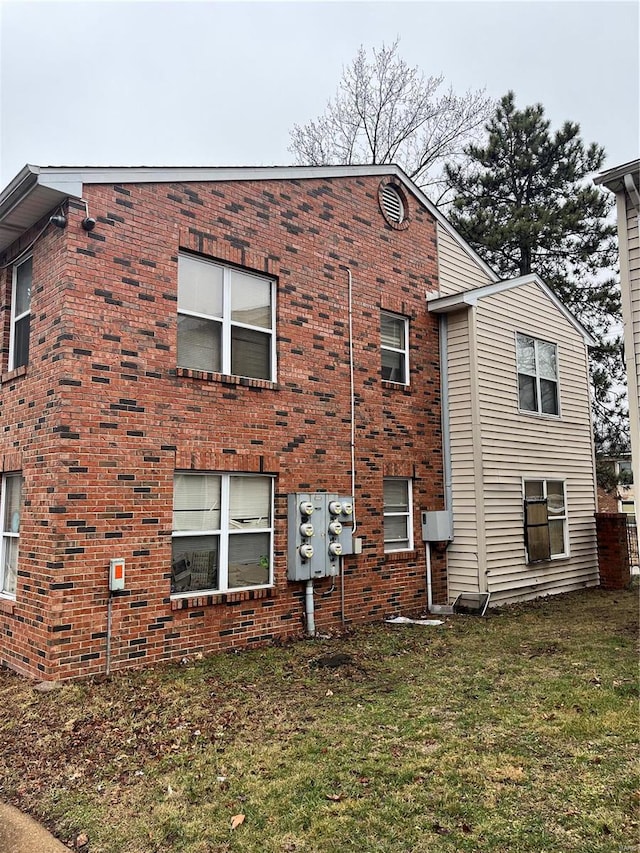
[446,92,626,453]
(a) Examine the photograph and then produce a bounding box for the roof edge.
[428,273,597,347]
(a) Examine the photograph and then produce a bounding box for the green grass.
[1,587,638,852]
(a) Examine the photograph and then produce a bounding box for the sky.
[0,0,638,189]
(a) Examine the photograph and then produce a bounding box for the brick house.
[0,165,450,680]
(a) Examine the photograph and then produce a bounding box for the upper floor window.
[1,473,22,597]
[381,312,409,385]
[523,479,567,562]
[177,254,275,381]
[9,257,32,370]
[383,478,413,552]
[172,472,273,596]
[516,333,558,416]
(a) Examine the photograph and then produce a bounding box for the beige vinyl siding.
[474,281,598,604]
[444,309,481,595]
[625,195,640,490]
[436,224,493,295]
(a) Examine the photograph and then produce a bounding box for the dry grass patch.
[1,587,638,852]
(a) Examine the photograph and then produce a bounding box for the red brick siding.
[0,174,446,680]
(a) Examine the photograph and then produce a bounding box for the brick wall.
[0,173,446,680]
[595,513,630,590]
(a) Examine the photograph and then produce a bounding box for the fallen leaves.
[230,813,245,830]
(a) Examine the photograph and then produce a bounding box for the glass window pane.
[3,476,21,533]
[13,316,30,369]
[537,341,557,380]
[524,481,544,499]
[228,533,270,588]
[229,477,271,529]
[546,481,565,515]
[382,349,405,382]
[178,255,223,317]
[230,271,272,328]
[15,258,32,316]
[384,480,409,512]
[1,537,18,595]
[549,519,565,555]
[173,474,221,531]
[518,374,537,411]
[381,313,405,349]
[540,379,559,415]
[171,535,219,592]
[178,315,221,372]
[231,326,271,379]
[516,335,536,375]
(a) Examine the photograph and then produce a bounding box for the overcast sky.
[0,0,638,189]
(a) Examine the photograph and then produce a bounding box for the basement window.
[171,473,273,596]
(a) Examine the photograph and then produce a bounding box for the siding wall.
[621,192,640,491]
[475,282,598,603]
[436,225,493,295]
[437,225,598,604]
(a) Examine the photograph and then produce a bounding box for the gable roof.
[0,164,496,282]
[427,272,597,347]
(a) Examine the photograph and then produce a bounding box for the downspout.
[342,266,357,625]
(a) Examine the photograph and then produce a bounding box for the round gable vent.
[378,181,409,229]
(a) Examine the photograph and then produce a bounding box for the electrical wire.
[0,206,66,270]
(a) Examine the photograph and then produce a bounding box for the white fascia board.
[428,273,597,347]
[594,158,640,191]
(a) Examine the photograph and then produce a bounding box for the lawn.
[0,587,638,853]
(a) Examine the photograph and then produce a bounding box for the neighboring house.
[596,455,635,518]
[595,160,640,495]
[0,163,599,680]
[429,229,599,606]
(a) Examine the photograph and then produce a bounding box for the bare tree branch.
[288,40,493,206]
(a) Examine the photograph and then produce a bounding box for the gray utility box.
[287,493,354,581]
[421,510,454,542]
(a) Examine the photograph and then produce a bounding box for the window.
[516,334,559,415]
[381,312,409,384]
[383,478,413,552]
[9,257,32,370]
[1,474,22,597]
[177,254,275,380]
[523,479,567,562]
[172,473,273,595]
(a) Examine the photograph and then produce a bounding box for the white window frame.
[171,472,274,597]
[9,256,32,371]
[515,332,560,417]
[177,254,276,381]
[381,311,409,385]
[1,473,22,598]
[523,478,569,561]
[383,477,414,553]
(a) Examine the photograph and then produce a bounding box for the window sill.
[384,549,417,563]
[517,408,561,421]
[381,380,410,390]
[1,366,27,385]
[175,367,278,390]
[170,585,275,610]
[0,596,16,614]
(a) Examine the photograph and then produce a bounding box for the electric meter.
[299,522,314,538]
[328,520,342,536]
[328,501,342,516]
[328,541,343,557]
[341,502,353,516]
[300,501,314,517]
[299,543,314,560]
